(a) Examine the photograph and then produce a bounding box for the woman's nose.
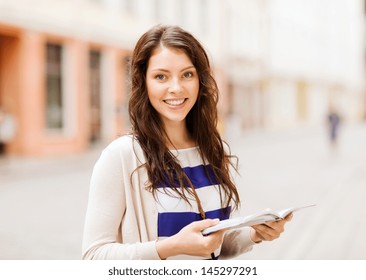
[168,78,182,93]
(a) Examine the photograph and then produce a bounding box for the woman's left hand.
[250,213,293,243]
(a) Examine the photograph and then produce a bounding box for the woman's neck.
[163,121,196,150]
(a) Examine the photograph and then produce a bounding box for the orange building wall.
[0,25,116,157]
[18,31,45,155]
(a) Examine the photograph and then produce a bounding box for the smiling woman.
[146,47,199,132]
[82,25,291,260]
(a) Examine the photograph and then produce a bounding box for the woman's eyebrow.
[180,65,196,71]
[150,68,170,73]
[150,65,196,72]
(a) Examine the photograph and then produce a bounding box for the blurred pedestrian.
[82,25,292,260]
[327,105,341,150]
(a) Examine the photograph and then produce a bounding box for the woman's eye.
[155,74,165,80]
[183,72,193,78]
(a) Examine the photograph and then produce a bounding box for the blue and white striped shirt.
[156,146,231,259]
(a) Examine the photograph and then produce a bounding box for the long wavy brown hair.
[128,25,240,213]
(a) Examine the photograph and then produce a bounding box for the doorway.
[0,35,18,156]
[89,50,102,143]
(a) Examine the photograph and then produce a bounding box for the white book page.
[201,204,316,235]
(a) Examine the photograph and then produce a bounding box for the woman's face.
[146,47,199,128]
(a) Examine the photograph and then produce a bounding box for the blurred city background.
[0,0,365,259]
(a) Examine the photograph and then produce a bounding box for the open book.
[202,204,316,235]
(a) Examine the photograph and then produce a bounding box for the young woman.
[82,25,292,260]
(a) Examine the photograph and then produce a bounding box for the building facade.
[0,0,365,156]
[0,0,141,156]
[224,0,365,130]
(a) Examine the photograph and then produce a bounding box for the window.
[46,43,63,129]
[89,50,102,142]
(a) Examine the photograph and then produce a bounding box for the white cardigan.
[82,135,256,260]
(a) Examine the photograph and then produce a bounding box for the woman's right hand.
[156,219,226,259]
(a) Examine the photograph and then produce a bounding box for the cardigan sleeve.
[220,227,256,259]
[81,141,161,260]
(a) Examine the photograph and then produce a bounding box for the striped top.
[155,146,231,260]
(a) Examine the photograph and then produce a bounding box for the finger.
[253,223,278,232]
[265,217,289,230]
[254,223,284,237]
[254,226,281,241]
[192,218,220,231]
[267,221,286,233]
[252,228,272,241]
[210,229,226,238]
[284,213,293,221]
[254,221,282,231]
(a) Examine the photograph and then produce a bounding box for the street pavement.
[0,120,365,260]
[226,120,366,260]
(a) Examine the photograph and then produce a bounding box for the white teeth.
[164,99,185,106]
